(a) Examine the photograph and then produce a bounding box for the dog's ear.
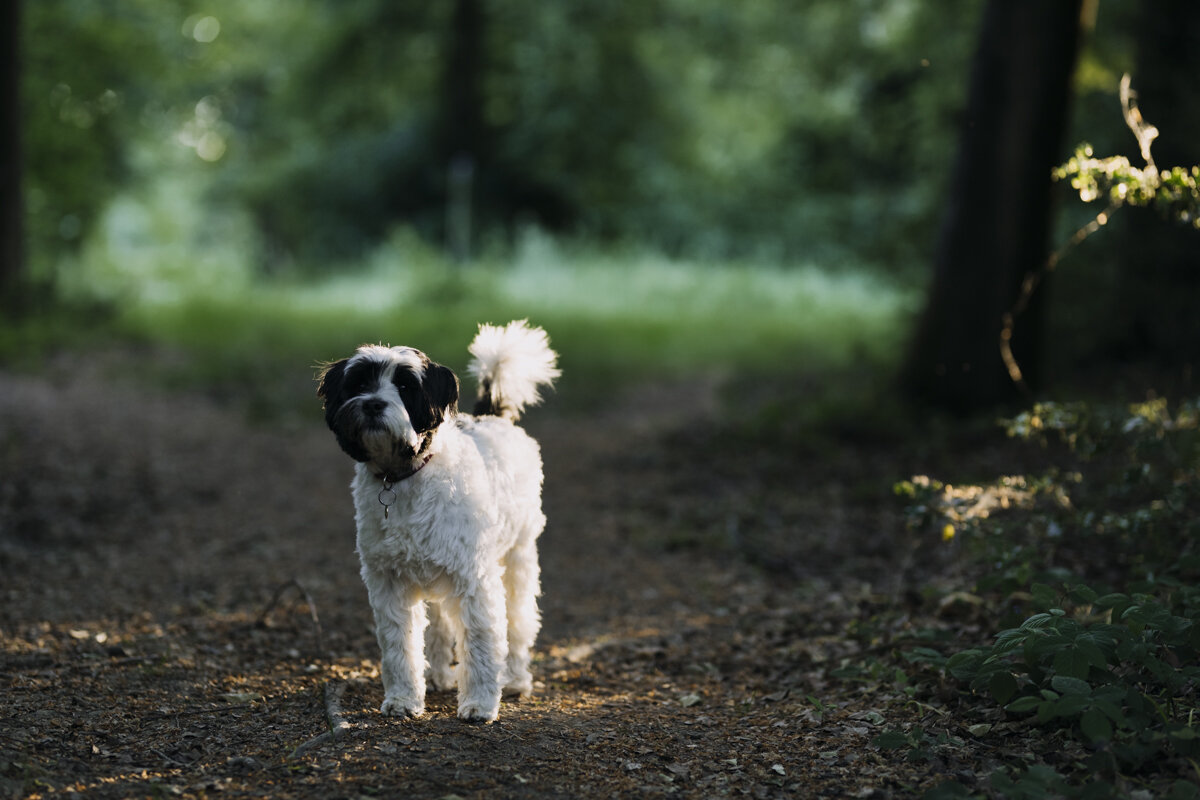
[423,361,460,417]
[316,359,349,428]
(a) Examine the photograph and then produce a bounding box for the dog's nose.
[363,398,388,416]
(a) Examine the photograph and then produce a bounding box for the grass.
[4,227,920,418]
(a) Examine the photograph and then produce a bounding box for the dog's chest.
[353,470,504,581]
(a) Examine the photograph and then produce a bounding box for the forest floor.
[0,352,1045,799]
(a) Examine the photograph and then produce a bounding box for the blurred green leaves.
[23,0,993,273]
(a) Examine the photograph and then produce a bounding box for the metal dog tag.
[378,483,397,518]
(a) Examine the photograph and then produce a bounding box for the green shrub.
[896,398,1200,796]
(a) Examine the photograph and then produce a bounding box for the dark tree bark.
[438,0,485,165]
[1,0,22,309]
[438,0,485,261]
[901,0,1084,413]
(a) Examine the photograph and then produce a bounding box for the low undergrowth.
[887,398,1200,798]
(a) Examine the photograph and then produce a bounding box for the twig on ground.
[259,578,326,653]
[290,680,363,759]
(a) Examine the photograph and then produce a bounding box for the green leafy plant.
[1056,144,1200,228]
[873,726,965,765]
[899,398,1200,593]
[946,586,1200,763]
[1054,74,1200,230]
[896,397,1200,796]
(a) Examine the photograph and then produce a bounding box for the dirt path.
[0,361,944,798]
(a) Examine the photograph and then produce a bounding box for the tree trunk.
[439,0,485,163]
[901,0,1084,413]
[439,0,485,261]
[1,0,22,310]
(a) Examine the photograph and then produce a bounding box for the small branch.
[1120,72,1158,174]
[322,680,351,735]
[999,203,1116,393]
[290,680,363,759]
[259,578,326,654]
[1001,72,1150,394]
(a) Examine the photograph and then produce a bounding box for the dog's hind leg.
[454,575,508,723]
[363,569,428,718]
[424,600,458,691]
[501,538,541,698]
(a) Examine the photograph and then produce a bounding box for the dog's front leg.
[455,575,508,723]
[364,569,428,718]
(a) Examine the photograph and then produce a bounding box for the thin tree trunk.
[439,0,485,261]
[901,0,1084,413]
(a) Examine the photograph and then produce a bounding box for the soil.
[1,355,974,799]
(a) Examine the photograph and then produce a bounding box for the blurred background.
[2,0,1198,414]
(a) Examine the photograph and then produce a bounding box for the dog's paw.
[502,661,534,699]
[380,695,425,718]
[456,697,500,724]
[502,675,533,700]
[426,666,457,692]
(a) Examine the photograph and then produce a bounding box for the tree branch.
[289,680,364,759]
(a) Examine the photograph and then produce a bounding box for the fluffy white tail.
[467,320,560,421]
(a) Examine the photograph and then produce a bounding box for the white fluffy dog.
[317,321,559,723]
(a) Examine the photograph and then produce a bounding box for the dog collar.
[375,455,434,519]
[375,454,434,484]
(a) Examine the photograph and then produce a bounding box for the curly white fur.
[318,322,558,723]
[468,320,561,421]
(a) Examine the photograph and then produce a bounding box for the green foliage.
[873,726,965,765]
[944,589,1200,763]
[1054,74,1200,230]
[900,399,1200,595]
[1055,144,1200,228]
[897,399,1200,796]
[23,0,988,273]
[227,0,989,262]
[23,0,171,265]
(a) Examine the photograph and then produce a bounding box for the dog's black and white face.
[317,345,460,475]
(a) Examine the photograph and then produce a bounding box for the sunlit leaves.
[1055,143,1200,229]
